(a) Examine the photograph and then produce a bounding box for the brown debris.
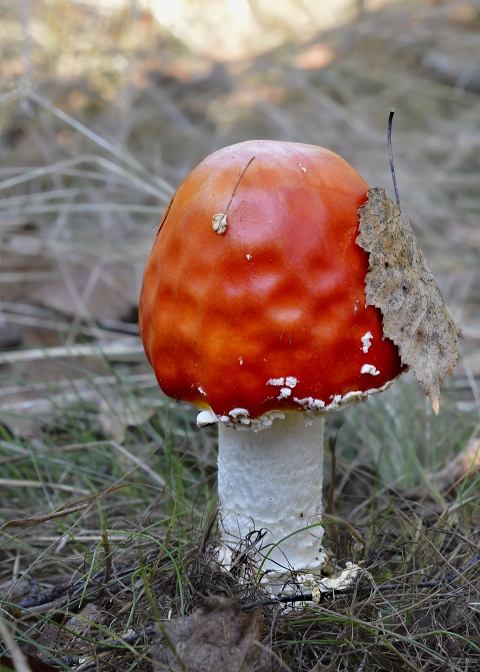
[357,188,462,414]
[406,437,480,500]
[428,437,480,493]
[0,654,56,672]
[31,263,138,323]
[152,596,270,672]
[1,503,88,530]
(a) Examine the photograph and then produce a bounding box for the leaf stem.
[388,110,401,207]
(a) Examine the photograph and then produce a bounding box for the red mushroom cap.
[139,140,404,420]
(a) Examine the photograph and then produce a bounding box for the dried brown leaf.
[357,188,462,414]
[30,602,99,658]
[152,596,270,672]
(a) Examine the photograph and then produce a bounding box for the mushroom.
[139,140,405,583]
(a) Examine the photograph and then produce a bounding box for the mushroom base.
[217,412,326,581]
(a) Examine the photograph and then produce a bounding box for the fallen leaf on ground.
[63,603,100,648]
[357,188,462,414]
[152,596,270,672]
[27,603,99,661]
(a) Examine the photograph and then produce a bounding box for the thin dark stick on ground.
[15,554,168,613]
[241,550,480,610]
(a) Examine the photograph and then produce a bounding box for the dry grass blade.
[26,90,146,173]
[0,342,146,364]
[406,437,480,499]
[0,154,172,200]
[0,619,33,672]
[2,504,88,530]
[109,441,166,488]
[0,479,89,494]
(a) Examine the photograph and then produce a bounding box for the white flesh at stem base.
[217,412,326,588]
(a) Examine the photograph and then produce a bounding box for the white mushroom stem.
[217,412,326,577]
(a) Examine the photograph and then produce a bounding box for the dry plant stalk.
[1,503,87,530]
[357,188,462,414]
[0,619,34,672]
[435,437,480,490]
[407,437,480,499]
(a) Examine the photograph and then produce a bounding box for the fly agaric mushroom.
[139,140,406,580]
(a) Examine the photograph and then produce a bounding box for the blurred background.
[1,0,480,475]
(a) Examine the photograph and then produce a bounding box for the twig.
[36,626,158,668]
[387,110,401,207]
[16,554,169,614]
[241,550,480,610]
[2,504,88,530]
[224,156,255,218]
[95,624,156,652]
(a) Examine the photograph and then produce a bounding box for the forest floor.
[1,1,480,670]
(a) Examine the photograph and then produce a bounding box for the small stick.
[388,110,401,208]
[224,156,255,217]
[241,550,480,610]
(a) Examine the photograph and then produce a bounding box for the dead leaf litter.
[357,187,462,414]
